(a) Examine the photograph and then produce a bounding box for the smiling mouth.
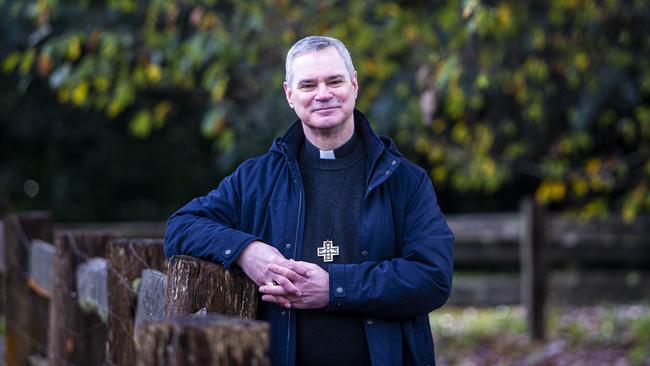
[312,106,339,112]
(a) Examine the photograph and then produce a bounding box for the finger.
[261,294,292,308]
[259,284,292,296]
[271,274,302,296]
[282,260,312,277]
[268,263,304,282]
[260,276,301,296]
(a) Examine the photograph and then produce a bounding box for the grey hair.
[285,36,355,86]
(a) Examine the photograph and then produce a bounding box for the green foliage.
[2,0,650,220]
[412,0,650,221]
[630,312,650,364]
[429,305,526,342]
[432,305,650,365]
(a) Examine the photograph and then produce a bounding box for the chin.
[307,118,345,130]
[308,112,352,129]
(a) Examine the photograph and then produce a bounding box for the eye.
[329,79,344,86]
[299,83,316,91]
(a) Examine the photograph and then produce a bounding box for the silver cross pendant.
[317,240,340,262]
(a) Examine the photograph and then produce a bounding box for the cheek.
[297,95,314,108]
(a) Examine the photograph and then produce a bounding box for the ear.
[351,71,359,98]
[283,81,294,108]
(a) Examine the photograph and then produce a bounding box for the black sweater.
[296,133,371,366]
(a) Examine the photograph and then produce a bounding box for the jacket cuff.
[219,235,260,269]
[327,263,349,311]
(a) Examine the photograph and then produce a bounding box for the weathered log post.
[106,238,166,366]
[164,255,258,318]
[3,211,52,366]
[47,230,116,366]
[519,197,547,340]
[136,315,269,366]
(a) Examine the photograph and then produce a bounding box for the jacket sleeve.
[163,167,261,268]
[327,171,454,319]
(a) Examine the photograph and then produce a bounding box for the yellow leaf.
[67,36,81,61]
[146,64,162,83]
[210,78,228,101]
[535,180,566,203]
[475,73,489,89]
[19,48,36,75]
[107,100,123,118]
[531,28,545,50]
[575,52,589,71]
[427,145,444,162]
[572,179,588,197]
[2,52,21,73]
[451,122,469,144]
[72,80,89,106]
[432,166,447,183]
[480,158,496,177]
[129,110,152,138]
[621,186,644,224]
[153,101,171,127]
[550,181,566,201]
[496,3,512,29]
[94,76,110,93]
[535,181,551,203]
[622,204,636,224]
[414,136,430,153]
[580,199,607,221]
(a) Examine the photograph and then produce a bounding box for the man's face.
[284,47,358,134]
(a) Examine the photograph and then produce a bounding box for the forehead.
[290,47,348,82]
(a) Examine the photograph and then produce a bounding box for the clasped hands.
[236,241,329,309]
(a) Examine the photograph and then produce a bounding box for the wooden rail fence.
[1,211,267,366]
[2,200,649,363]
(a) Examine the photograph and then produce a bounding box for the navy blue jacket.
[164,110,454,366]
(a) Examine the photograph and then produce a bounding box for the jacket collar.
[274,110,388,157]
[272,109,402,190]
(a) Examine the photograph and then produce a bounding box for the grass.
[430,304,650,365]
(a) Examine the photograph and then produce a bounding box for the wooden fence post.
[136,315,269,366]
[47,230,116,366]
[164,255,258,319]
[106,238,166,366]
[3,212,52,366]
[519,197,547,340]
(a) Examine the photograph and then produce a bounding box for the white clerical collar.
[304,132,359,160]
[319,150,336,159]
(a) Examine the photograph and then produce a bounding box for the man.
[164,36,454,365]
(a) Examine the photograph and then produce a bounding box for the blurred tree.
[413,0,650,222]
[1,0,649,221]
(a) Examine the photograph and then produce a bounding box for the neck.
[302,118,355,151]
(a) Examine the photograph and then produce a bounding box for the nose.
[315,82,332,100]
